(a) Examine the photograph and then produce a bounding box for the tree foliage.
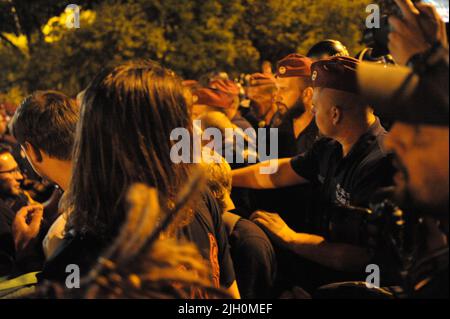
[1,0,374,99]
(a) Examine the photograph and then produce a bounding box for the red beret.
[311,56,360,94]
[276,54,313,78]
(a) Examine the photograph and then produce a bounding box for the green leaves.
[1,0,374,100]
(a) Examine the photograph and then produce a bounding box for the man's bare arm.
[288,233,372,272]
[231,158,307,189]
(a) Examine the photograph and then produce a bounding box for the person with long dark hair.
[39,60,239,298]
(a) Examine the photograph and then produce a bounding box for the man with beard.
[243,73,279,130]
[273,53,318,158]
[232,56,396,292]
[373,0,449,298]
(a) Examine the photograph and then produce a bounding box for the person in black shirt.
[232,57,396,291]
[202,157,277,299]
[39,61,239,298]
[365,0,449,298]
[7,91,79,270]
[289,117,392,208]
[1,106,54,203]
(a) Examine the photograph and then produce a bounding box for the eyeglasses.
[0,167,22,175]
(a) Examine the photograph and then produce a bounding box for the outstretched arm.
[232,158,308,189]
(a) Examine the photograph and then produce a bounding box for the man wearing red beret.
[274,53,318,157]
[232,56,397,292]
[191,79,253,131]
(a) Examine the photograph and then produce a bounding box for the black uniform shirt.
[180,191,236,290]
[276,115,318,158]
[290,118,395,208]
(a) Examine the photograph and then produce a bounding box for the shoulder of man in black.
[350,132,397,206]
[37,230,104,283]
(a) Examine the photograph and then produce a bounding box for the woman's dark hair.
[9,90,79,161]
[65,60,195,241]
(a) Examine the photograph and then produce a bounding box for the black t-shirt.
[180,192,236,289]
[276,115,318,159]
[290,118,396,209]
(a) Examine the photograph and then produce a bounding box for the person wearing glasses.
[0,143,43,278]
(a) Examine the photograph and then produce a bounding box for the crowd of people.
[0,0,448,299]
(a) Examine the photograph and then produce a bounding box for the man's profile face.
[312,88,335,137]
[275,77,303,114]
[0,152,24,197]
[384,122,449,215]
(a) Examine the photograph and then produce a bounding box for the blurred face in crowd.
[0,114,7,136]
[384,123,449,216]
[191,101,238,121]
[0,152,23,196]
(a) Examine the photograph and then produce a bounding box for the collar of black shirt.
[341,117,386,160]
